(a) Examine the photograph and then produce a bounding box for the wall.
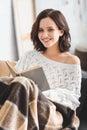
[0,0,87,60]
[0,0,34,60]
[0,0,18,61]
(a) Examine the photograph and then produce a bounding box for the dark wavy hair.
[31,8,71,52]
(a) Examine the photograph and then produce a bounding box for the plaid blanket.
[0,76,79,130]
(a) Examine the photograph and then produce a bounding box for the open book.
[6,61,49,91]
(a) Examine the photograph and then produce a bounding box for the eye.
[48,28,54,32]
[38,29,43,32]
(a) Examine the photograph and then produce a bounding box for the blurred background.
[0,0,87,70]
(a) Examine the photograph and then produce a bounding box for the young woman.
[15,8,82,129]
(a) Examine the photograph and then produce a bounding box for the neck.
[44,47,61,56]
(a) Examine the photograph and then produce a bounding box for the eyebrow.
[39,26,54,29]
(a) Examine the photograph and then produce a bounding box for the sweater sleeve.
[43,65,82,110]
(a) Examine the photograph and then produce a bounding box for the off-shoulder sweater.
[15,50,82,110]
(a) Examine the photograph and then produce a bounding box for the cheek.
[53,33,60,40]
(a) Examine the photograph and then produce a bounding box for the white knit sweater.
[15,50,82,110]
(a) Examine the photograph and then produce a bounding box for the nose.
[42,31,48,38]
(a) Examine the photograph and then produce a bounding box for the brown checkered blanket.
[0,76,79,130]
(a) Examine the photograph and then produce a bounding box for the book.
[5,61,50,91]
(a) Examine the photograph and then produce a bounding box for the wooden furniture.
[0,60,16,77]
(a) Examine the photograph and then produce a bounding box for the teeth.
[43,40,49,42]
[44,41,48,42]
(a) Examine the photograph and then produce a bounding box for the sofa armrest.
[0,60,16,77]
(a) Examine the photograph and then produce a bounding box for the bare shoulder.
[70,55,80,65]
[65,53,81,65]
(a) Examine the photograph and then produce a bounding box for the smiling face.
[38,17,64,48]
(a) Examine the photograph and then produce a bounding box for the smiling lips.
[42,39,52,46]
[43,38,52,43]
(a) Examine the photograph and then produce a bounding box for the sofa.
[0,60,16,77]
[0,60,87,129]
[77,73,87,130]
